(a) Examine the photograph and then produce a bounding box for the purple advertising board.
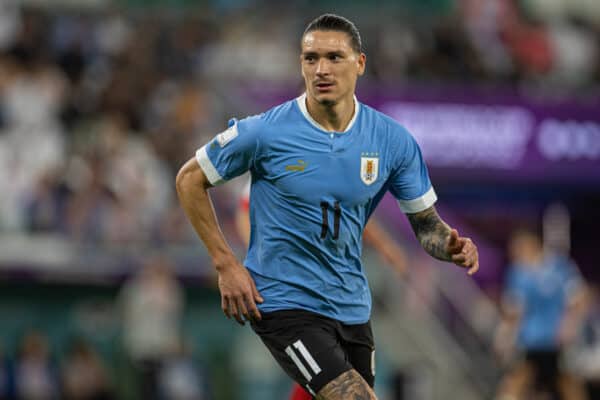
[243,84,600,184]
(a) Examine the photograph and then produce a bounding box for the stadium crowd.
[1,0,599,242]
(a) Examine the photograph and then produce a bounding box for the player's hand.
[215,256,263,325]
[446,229,479,275]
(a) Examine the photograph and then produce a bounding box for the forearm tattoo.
[407,206,452,261]
[316,370,376,400]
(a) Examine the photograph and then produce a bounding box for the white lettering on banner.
[382,102,534,169]
[538,119,600,161]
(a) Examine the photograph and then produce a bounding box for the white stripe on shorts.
[294,340,322,376]
[285,345,313,382]
[371,350,376,376]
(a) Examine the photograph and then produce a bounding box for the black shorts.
[251,309,375,396]
[525,349,559,391]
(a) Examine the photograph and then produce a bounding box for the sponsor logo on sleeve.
[216,125,238,147]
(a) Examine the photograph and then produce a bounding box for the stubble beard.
[314,91,338,107]
[319,98,337,107]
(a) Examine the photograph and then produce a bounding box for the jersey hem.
[257,304,370,325]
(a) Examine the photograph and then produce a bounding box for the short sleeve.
[195,117,260,185]
[388,133,437,214]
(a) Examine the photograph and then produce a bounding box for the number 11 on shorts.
[285,340,322,382]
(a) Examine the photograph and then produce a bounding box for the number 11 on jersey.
[320,201,341,240]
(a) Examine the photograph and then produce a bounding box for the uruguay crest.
[360,155,379,185]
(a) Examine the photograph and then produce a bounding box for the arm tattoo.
[316,370,376,400]
[407,206,452,261]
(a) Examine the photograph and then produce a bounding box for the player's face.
[301,30,366,106]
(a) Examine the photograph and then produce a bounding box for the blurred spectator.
[13,331,59,400]
[24,168,71,233]
[95,113,171,243]
[499,2,554,79]
[61,338,113,400]
[63,153,117,242]
[459,0,514,78]
[158,341,211,400]
[494,228,587,400]
[0,35,67,230]
[119,255,184,400]
[546,17,598,87]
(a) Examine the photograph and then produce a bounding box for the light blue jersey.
[196,94,436,324]
[505,254,582,350]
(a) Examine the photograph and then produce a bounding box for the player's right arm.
[389,130,478,275]
[407,206,479,275]
[176,157,263,324]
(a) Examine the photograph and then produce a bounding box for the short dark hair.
[303,14,362,54]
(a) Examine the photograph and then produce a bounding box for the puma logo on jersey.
[286,160,306,172]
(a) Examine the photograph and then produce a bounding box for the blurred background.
[0,0,599,399]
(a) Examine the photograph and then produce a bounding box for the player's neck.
[305,95,355,132]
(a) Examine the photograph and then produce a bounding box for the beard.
[317,96,337,107]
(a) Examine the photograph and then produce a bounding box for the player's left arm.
[407,205,479,275]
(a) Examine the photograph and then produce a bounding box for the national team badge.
[360,155,379,185]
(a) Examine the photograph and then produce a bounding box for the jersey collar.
[296,93,360,133]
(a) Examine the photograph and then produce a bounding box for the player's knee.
[316,369,377,400]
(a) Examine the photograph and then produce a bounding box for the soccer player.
[494,229,587,400]
[176,14,479,400]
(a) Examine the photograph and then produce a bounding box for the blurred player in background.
[235,178,408,400]
[176,13,479,399]
[494,228,587,400]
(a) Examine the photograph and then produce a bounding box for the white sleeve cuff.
[195,145,225,186]
[397,187,437,214]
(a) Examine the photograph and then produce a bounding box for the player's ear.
[357,53,366,76]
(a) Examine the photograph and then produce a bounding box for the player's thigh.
[251,310,353,397]
[497,358,534,396]
[316,369,377,400]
